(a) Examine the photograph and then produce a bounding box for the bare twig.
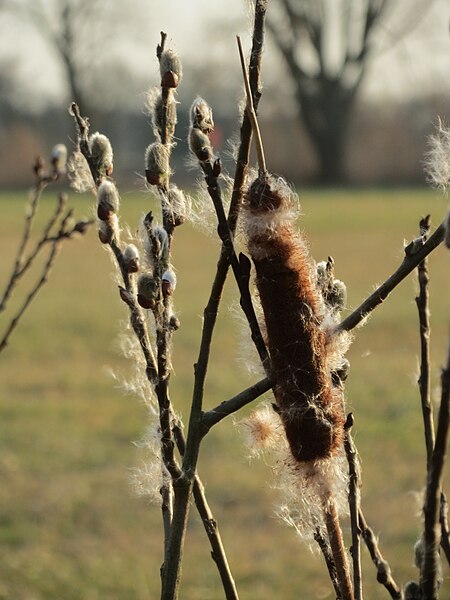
[162,4,268,597]
[344,414,363,600]
[201,377,272,432]
[338,222,445,332]
[439,494,450,566]
[314,528,342,599]
[420,342,450,599]
[358,510,401,598]
[0,207,74,354]
[415,215,435,467]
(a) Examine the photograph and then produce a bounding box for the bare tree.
[267,0,433,183]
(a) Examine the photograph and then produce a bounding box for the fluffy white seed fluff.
[424,119,450,193]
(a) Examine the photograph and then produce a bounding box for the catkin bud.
[169,315,180,331]
[327,280,347,311]
[162,269,176,297]
[160,49,182,88]
[137,273,159,309]
[145,142,170,186]
[189,128,213,163]
[73,219,91,235]
[190,97,214,134]
[89,132,113,176]
[97,181,120,221]
[153,92,177,140]
[51,144,68,174]
[403,581,421,600]
[98,214,118,244]
[444,208,450,248]
[123,244,140,273]
[167,185,186,226]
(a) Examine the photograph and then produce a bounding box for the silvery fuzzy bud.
[328,279,347,311]
[189,128,213,163]
[155,225,169,267]
[169,315,180,331]
[403,581,421,600]
[145,142,170,186]
[123,244,140,273]
[89,132,113,177]
[153,92,177,140]
[444,208,450,249]
[162,269,177,297]
[137,273,159,309]
[97,181,120,221]
[73,219,91,235]
[167,184,186,226]
[51,144,68,174]
[190,97,214,134]
[98,214,118,244]
[160,49,182,88]
[332,358,350,387]
[316,261,328,289]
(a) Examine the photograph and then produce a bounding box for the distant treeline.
[0,94,448,188]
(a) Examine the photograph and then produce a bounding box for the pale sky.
[1,0,449,112]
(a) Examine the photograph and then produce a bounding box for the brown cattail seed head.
[145,142,170,186]
[190,97,214,134]
[137,273,159,309]
[89,132,113,177]
[444,209,450,248]
[152,92,177,140]
[189,128,213,163]
[247,172,287,213]
[51,144,68,174]
[160,49,182,88]
[162,269,176,297]
[123,244,140,273]
[97,180,120,221]
[245,173,345,463]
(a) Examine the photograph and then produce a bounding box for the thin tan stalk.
[324,496,354,600]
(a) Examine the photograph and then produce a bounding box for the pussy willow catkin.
[245,172,345,463]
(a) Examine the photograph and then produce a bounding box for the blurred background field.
[0,187,449,599]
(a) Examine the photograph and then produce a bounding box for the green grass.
[0,188,449,599]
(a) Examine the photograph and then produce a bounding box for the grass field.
[0,187,449,599]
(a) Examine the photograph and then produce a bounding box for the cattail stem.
[236,35,266,174]
[324,497,354,600]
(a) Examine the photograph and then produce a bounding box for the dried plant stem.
[358,509,401,598]
[0,206,73,354]
[420,342,450,599]
[314,529,342,599]
[338,222,445,332]
[344,414,363,600]
[236,35,266,174]
[416,215,435,466]
[324,496,354,600]
[439,495,450,565]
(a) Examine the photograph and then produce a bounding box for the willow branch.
[358,509,401,598]
[420,342,450,599]
[202,377,272,432]
[415,215,435,467]
[0,208,73,354]
[338,222,445,332]
[344,414,363,600]
[314,529,342,599]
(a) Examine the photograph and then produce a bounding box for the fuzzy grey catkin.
[190,97,214,134]
[137,273,159,309]
[123,244,140,273]
[189,128,213,163]
[145,143,170,186]
[89,132,113,176]
[97,180,120,221]
[152,92,177,140]
[159,49,182,88]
